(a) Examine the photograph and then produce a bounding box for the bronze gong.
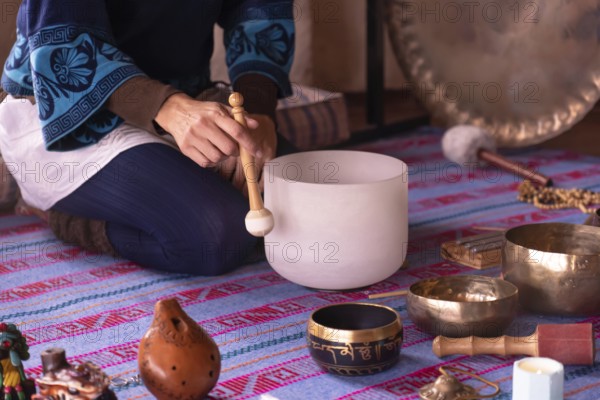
[385,0,600,147]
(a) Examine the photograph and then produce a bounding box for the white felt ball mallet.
[228,93,274,237]
[441,125,553,187]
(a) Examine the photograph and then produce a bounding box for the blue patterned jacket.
[1,0,295,151]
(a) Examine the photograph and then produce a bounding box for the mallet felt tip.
[442,125,553,187]
[228,93,274,237]
[432,323,595,365]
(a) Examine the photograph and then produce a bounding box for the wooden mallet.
[433,323,595,365]
[442,125,553,187]
[228,93,274,237]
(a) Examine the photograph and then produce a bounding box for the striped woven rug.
[2,127,599,399]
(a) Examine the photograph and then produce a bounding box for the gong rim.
[385,0,600,147]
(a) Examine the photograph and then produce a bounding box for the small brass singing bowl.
[407,275,518,338]
[502,222,600,316]
[306,303,403,375]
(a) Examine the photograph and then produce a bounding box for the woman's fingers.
[214,114,262,158]
[245,116,259,130]
[231,164,247,193]
[185,147,213,168]
[218,103,259,130]
[205,122,240,158]
[154,96,263,169]
[184,142,227,168]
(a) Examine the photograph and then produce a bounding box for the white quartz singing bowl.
[264,150,408,290]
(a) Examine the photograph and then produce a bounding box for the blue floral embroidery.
[3,25,144,150]
[22,74,33,88]
[255,24,292,66]
[86,111,122,134]
[50,39,96,91]
[225,22,293,67]
[224,18,294,97]
[226,26,252,66]
[2,31,33,94]
[6,33,29,70]
[32,74,54,121]
[98,42,132,63]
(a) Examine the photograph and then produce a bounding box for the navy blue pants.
[53,137,295,275]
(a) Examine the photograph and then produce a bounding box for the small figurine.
[31,348,116,400]
[0,322,35,400]
[419,366,500,400]
[138,298,221,400]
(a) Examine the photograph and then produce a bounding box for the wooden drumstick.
[368,290,408,299]
[228,93,274,237]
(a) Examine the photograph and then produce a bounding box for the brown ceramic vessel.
[138,299,221,400]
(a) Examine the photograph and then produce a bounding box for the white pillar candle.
[513,357,564,400]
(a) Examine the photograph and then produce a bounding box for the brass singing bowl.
[306,303,403,376]
[502,223,600,316]
[407,275,518,338]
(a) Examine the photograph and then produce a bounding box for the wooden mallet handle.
[433,334,538,358]
[478,149,553,187]
[228,93,264,211]
[433,323,595,365]
[228,93,274,237]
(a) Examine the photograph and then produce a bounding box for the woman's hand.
[155,93,262,167]
[215,114,277,195]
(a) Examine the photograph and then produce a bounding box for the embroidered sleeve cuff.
[225,19,294,99]
[9,27,147,151]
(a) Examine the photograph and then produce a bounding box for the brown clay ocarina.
[31,347,116,400]
[138,298,221,400]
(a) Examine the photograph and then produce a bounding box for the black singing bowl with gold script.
[502,223,600,316]
[307,303,403,375]
[407,275,518,338]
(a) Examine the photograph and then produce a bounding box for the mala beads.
[517,180,600,213]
